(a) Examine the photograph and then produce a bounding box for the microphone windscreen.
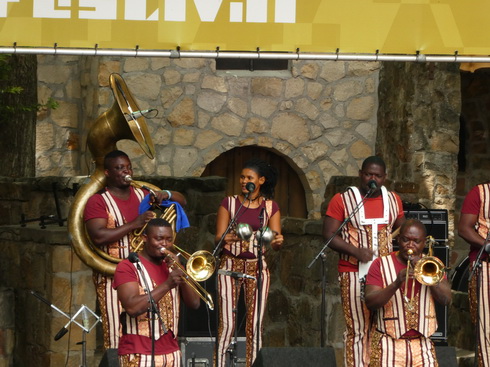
[245,182,256,192]
[368,180,377,190]
[128,252,140,263]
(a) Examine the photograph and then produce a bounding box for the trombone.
[162,246,216,310]
[128,197,216,310]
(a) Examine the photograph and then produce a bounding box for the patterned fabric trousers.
[93,273,120,350]
[216,255,270,367]
[339,271,372,367]
[369,330,437,367]
[119,350,181,367]
[469,261,490,367]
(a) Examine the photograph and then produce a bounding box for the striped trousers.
[469,261,490,367]
[216,255,270,367]
[119,350,182,367]
[369,330,437,367]
[93,273,120,350]
[339,271,372,367]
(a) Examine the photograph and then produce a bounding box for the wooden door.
[201,146,307,218]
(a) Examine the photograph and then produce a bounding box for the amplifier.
[180,337,246,367]
[403,209,448,243]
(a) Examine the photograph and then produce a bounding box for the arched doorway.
[201,146,307,218]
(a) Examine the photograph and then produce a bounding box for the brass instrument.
[413,236,446,286]
[404,249,414,301]
[162,247,215,310]
[130,202,216,309]
[68,73,157,276]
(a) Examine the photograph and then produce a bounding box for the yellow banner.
[0,0,489,55]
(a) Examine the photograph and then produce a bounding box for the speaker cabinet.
[98,348,118,367]
[252,347,336,367]
[180,337,246,367]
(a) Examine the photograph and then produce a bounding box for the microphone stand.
[254,208,267,363]
[213,192,252,367]
[307,186,376,346]
[30,291,100,367]
[225,274,242,367]
[133,259,168,367]
[468,239,489,367]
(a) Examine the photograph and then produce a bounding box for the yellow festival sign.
[0,0,489,56]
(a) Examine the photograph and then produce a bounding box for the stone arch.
[201,146,308,218]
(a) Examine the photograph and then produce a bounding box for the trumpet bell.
[414,256,445,286]
[187,250,216,282]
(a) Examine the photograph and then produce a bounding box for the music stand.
[31,291,101,367]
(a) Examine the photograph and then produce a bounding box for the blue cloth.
[138,194,190,232]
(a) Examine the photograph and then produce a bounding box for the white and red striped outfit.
[113,256,181,367]
[462,183,490,367]
[326,186,403,367]
[366,253,438,367]
[84,186,146,349]
[216,196,278,367]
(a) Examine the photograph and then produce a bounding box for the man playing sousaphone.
[84,149,186,350]
[364,219,452,366]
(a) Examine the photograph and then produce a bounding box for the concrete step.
[456,348,475,367]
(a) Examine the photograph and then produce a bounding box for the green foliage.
[0,54,58,116]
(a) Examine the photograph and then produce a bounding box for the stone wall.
[36,55,382,219]
[377,62,461,261]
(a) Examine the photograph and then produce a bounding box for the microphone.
[218,269,256,280]
[367,180,378,191]
[245,182,255,193]
[128,252,140,263]
[54,325,69,341]
[484,242,490,254]
[125,109,153,121]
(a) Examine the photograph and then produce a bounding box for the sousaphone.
[68,73,157,276]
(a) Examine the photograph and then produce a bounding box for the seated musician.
[364,219,451,367]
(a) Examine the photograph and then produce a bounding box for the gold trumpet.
[404,249,414,301]
[413,236,446,286]
[162,246,215,310]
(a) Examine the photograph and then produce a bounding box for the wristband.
[164,189,172,201]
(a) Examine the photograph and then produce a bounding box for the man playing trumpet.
[364,219,452,367]
[114,218,200,366]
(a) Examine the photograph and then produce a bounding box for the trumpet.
[413,236,446,286]
[162,246,215,310]
[404,249,414,301]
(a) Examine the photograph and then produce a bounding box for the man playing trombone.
[114,218,200,366]
[364,219,452,367]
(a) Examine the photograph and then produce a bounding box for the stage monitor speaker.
[252,347,336,367]
[180,336,246,367]
[98,348,118,367]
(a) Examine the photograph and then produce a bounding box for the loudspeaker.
[435,346,458,367]
[252,347,336,367]
[180,337,246,367]
[98,348,118,367]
